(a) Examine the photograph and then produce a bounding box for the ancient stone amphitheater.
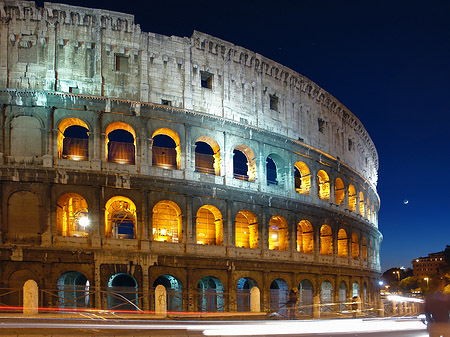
[0,1,382,315]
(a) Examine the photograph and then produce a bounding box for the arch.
[235,210,258,248]
[195,136,220,176]
[10,115,42,158]
[152,200,182,243]
[107,273,139,311]
[352,282,360,298]
[317,170,330,200]
[351,233,360,259]
[58,118,89,160]
[294,161,311,195]
[266,156,278,185]
[334,178,345,205]
[337,229,348,257]
[105,196,137,239]
[359,191,365,217]
[197,276,224,312]
[236,277,258,312]
[233,145,256,182]
[152,128,181,169]
[348,185,357,212]
[320,280,333,312]
[362,237,368,261]
[297,220,314,254]
[196,205,223,245]
[7,269,38,307]
[153,274,183,311]
[105,122,136,164]
[366,199,371,220]
[57,271,90,309]
[320,225,333,255]
[57,193,89,237]
[299,279,313,315]
[7,191,40,237]
[270,278,289,314]
[338,280,347,311]
[268,215,288,251]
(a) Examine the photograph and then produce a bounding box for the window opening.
[161,99,172,106]
[115,54,129,72]
[269,95,278,111]
[200,71,213,89]
[318,118,325,133]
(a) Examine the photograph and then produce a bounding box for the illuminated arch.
[366,199,371,220]
[320,225,333,255]
[56,193,89,237]
[362,237,368,260]
[348,185,357,212]
[359,191,365,217]
[337,228,348,257]
[233,145,256,182]
[351,233,360,259]
[152,128,181,170]
[58,118,89,160]
[334,178,345,205]
[317,170,330,200]
[297,220,314,254]
[235,210,258,248]
[105,122,136,164]
[294,161,311,195]
[195,136,220,176]
[269,215,288,251]
[152,200,182,243]
[266,153,285,186]
[196,205,223,245]
[105,196,137,239]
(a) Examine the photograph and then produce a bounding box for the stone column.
[155,285,167,316]
[250,287,261,313]
[23,280,38,315]
[313,295,320,318]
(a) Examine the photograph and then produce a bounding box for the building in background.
[0,1,382,313]
[412,252,447,278]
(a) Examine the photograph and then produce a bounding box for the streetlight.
[393,270,400,281]
[424,277,429,286]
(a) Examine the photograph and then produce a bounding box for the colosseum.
[0,1,382,315]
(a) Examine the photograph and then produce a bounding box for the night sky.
[40,0,450,271]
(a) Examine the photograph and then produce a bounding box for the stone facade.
[0,1,382,313]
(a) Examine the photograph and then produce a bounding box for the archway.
[105,122,136,165]
[197,276,224,312]
[152,200,182,243]
[352,282,360,298]
[105,196,137,239]
[270,278,289,315]
[348,185,356,212]
[268,216,288,251]
[294,162,311,195]
[196,205,223,245]
[320,280,333,313]
[152,128,181,170]
[56,193,89,237]
[57,271,90,309]
[352,233,360,259]
[153,274,183,311]
[233,145,256,182]
[299,279,313,315]
[235,210,258,248]
[236,277,258,312]
[317,170,330,200]
[335,178,345,205]
[359,192,365,217]
[338,280,347,312]
[337,229,348,257]
[320,225,333,255]
[297,220,314,253]
[58,118,89,161]
[107,273,139,311]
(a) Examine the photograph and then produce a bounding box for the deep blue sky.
[42,0,450,271]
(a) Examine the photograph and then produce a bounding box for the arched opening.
[320,280,333,313]
[270,278,289,315]
[7,191,40,239]
[297,220,314,254]
[152,128,181,170]
[348,185,356,212]
[366,199,371,220]
[235,210,258,248]
[337,229,348,257]
[352,233,360,259]
[266,156,278,185]
[359,192,365,217]
[56,193,89,237]
[153,274,183,312]
[352,282,360,298]
[197,276,224,312]
[57,271,90,309]
[152,200,182,243]
[195,141,218,175]
[294,161,311,195]
[196,206,223,245]
[320,225,333,255]
[106,122,136,165]
[7,269,38,307]
[317,170,330,200]
[107,273,139,311]
[268,215,288,251]
[236,277,258,312]
[363,283,368,305]
[105,197,137,239]
[299,279,313,316]
[334,178,345,205]
[338,281,347,312]
[233,145,256,182]
[58,118,89,161]
[362,237,368,261]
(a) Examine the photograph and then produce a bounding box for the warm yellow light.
[78,216,89,228]
[271,233,278,240]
